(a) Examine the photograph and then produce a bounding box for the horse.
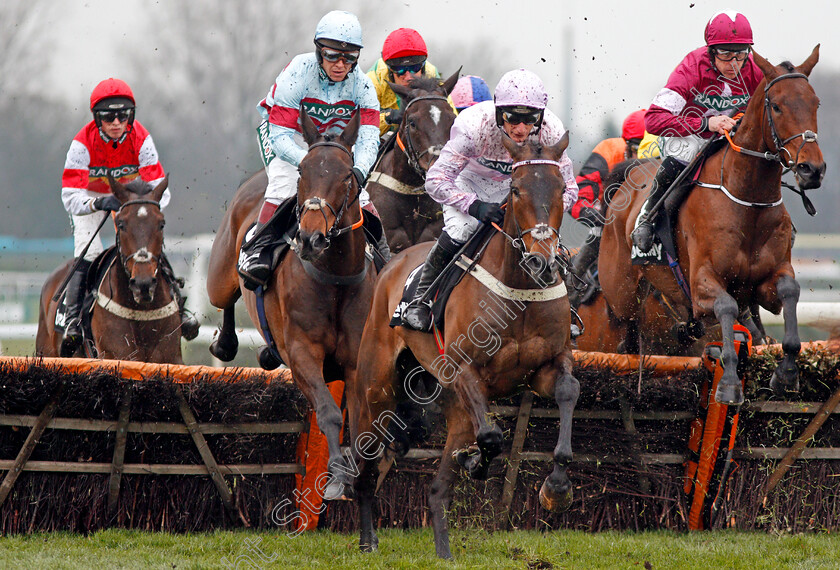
[206,106,375,499]
[36,176,183,363]
[366,71,459,254]
[346,135,577,558]
[599,46,824,405]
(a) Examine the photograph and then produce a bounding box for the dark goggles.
[320,47,359,64]
[97,110,132,123]
[713,47,751,62]
[501,109,543,125]
[388,61,425,76]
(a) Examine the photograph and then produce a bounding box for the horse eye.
[116,221,126,230]
[510,186,520,197]
[160,221,166,229]
[408,119,417,129]
[771,103,781,113]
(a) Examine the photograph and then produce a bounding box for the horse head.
[751,45,825,190]
[388,68,460,175]
[108,174,168,304]
[296,103,361,261]
[500,132,570,287]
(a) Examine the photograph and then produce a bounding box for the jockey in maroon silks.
[631,10,764,253]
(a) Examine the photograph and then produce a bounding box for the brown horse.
[206,107,375,498]
[366,72,459,253]
[599,47,824,405]
[346,135,577,558]
[37,176,183,363]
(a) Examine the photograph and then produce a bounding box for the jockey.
[401,69,579,332]
[450,75,492,112]
[367,28,452,136]
[60,78,198,356]
[238,10,386,290]
[631,10,764,252]
[568,109,646,299]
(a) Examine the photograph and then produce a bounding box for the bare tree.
[0,0,55,99]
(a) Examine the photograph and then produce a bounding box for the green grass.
[2,528,840,569]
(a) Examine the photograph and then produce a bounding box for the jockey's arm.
[558,150,579,212]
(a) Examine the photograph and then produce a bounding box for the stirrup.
[401,299,433,332]
[631,222,655,252]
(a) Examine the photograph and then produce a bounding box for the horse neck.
[724,95,784,201]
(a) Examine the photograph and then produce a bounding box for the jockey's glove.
[93,195,121,212]
[385,108,403,125]
[352,166,367,189]
[468,200,505,224]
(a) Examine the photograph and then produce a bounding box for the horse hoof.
[322,478,353,501]
[770,368,800,395]
[539,478,573,512]
[359,533,379,553]
[209,335,238,362]
[257,345,283,370]
[714,383,744,406]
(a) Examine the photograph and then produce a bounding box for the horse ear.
[388,81,412,101]
[797,44,820,77]
[751,50,778,81]
[340,107,361,148]
[108,174,130,203]
[299,103,320,146]
[500,130,522,159]
[151,174,169,203]
[547,132,570,159]
[440,67,462,96]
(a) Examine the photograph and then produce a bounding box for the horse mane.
[407,76,444,93]
[602,158,648,211]
[125,178,153,196]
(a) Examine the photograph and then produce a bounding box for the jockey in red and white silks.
[425,100,578,243]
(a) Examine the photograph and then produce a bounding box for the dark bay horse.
[367,71,459,253]
[37,176,183,363]
[600,47,824,405]
[347,135,577,558]
[206,107,375,499]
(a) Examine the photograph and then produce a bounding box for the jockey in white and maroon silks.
[59,78,198,355]
[401,69,579,332]
[631,10,765,253]
[237,10,384,290]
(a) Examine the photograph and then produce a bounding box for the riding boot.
[375,233,391,264]
[401,233,462,332]
[631,156,683,252]
[60,258,92,357]
[568,233,601,307]
[237,198,293,291]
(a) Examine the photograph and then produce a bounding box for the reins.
[396,94,450,178]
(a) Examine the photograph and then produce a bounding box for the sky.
[49,0,839,144]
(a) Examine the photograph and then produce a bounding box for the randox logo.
[693,92,750,112]
[89,165,139,178]
[476,157,513,175]
[302,102,355,121]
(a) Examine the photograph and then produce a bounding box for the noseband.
[115,199,163,280]
[397,95,450,178]
[296,140,364,246]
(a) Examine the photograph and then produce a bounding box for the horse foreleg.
[712,292,744,405]
[430,407,473,559]
[769,274,801,394]
[539,368,580,512]
[738,304,767,345]
[209,305,239,362]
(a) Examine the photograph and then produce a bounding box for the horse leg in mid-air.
[450,368,504,480]
[209,304,239,362]
[766,274,801,393]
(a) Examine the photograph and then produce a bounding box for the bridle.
[296,140,364,248]
[115,199,163,280]
[724,73,818,168]
[396,94,450,178]
[494,159,565,280]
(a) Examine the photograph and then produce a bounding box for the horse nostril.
[309,233,326,251]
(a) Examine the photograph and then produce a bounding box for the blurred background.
[1,0,837,365]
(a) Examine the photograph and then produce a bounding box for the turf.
[1,528,840,569]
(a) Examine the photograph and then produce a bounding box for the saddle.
[389,223,498,331]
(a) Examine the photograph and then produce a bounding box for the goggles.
[388,61,425,76]
[501,109,543,126]
[713,47,751,62]
[97,110,132,123]
[320,47,360,65]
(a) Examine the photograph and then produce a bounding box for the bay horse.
[36,176,183,363]
[347,135,577,558]
[206,107,375,499]
[599,46,824,405]
[366,71,459,253]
